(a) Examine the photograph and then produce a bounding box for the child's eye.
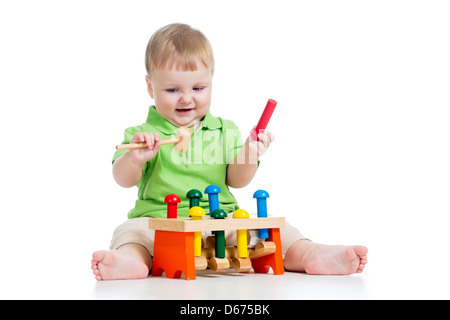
[193,87,204,91]
[166,88,178,93]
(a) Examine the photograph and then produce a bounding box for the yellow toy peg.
[233,209,250,258]
[188,206,206,256]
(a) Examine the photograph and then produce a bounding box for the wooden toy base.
[152,230,196,280]
[150,216,284,280]
[250,228,284,275]
[151,226,284,280]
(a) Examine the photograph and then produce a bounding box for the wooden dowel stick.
[115,138,179,150]
[116,142,147,150]
[160,138,179,145]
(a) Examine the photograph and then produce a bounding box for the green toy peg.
[210,209,228,258]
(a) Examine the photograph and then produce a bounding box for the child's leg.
[91,217,154,281]
[284,239,368,275]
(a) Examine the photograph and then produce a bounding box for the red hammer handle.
[252,99,277,141]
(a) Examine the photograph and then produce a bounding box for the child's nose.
[180,93,193,105]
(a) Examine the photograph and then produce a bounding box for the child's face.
[146,63,213,128]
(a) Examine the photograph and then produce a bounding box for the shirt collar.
[146,106,222,134]
[146,106,178,135]
[200,109,222,130]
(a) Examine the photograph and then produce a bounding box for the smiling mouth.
[176,108,194,114]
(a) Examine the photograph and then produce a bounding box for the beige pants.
[110,216,307,259]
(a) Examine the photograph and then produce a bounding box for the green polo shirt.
[113,106,244,218]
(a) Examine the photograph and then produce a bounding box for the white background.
[0,0,449,299]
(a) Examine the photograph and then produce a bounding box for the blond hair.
[145,23,214,77]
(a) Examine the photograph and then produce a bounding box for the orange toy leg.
[152,230,196,280]
[251,228,284,275]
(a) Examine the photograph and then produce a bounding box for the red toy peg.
[164,194,181,219]
[251,99,277,141]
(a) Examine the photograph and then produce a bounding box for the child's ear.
[145,75,154,99]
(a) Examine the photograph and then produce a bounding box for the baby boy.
[91,23,367,280]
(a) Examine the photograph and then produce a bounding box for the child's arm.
[113,132,161,188]
[226,130,274,188]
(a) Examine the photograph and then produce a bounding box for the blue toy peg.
[253,189,270,238]
[205,185,221,215]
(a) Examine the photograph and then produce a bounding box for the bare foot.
[304,245,368,275]
[285,240,368,275]
[91,247,151,281]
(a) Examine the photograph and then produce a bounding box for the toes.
[92,250,107,262]
[354,246,368,257]
[356,261,367,273]
[91,252,106,280]
[352,246,368,273]
[92,267,103,280]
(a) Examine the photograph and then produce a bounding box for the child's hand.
[247,127,275,162]
[128,132,161,164]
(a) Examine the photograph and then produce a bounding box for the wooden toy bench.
[149,216,285,280]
